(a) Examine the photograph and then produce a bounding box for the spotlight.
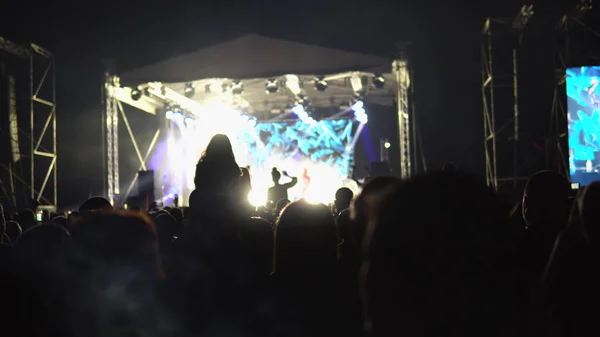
[231,80,243,95]
[373,74,385,89]
[384,141,391,149]
[165,105,174,120]
[184,117,194,128]
[292,102,316,125]
[297,94,310,107]
[173,110,184,124]
[265,79,278,94]
[350,72,363,93]
[184,83,195,98]
[352,100,368,124]
[130,87,142,101]
[314,76,328,92]
[285,75,302,95]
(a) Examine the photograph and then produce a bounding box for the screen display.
[567,66,600,186]
[150,117,356,206]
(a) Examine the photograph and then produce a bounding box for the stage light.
[351,72,363,93]
[352,100,368,124]
[265,79,278,94]
[373,74,385,88]
[184,117,194,128]
[173,111,184,124]
[231,80,243,95]
[165,105,174,120]
[184,83,195,98]
[384,141,391,149]
[285,75,302,95]
[131,88,142,101]
[314,76,328,92]
[297,94,309,107]
[292,104,317,125]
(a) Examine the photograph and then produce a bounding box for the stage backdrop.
[149,118,356,206]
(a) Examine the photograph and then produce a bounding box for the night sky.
[0,0,588,206]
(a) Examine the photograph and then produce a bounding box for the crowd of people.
[0,133,597,337]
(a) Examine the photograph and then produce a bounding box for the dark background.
[0,0,593,207]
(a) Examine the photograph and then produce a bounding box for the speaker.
[138,170,155,209]
[369,162,391,177]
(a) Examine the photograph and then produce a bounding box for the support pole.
[105,74,120,205]
[512,46,519,190]
[393,54,412,179]
[29,49,34,201]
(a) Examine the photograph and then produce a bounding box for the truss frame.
[481,9,531,192]
[0,37,57,209]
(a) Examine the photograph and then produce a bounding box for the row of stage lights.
[263,74,385,95]
[130,73,385,101]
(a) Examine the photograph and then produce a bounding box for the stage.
[104,34,411,207]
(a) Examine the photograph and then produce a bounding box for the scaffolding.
[548,0,594,178]
[481,5,533,191]
[0,37,57,210]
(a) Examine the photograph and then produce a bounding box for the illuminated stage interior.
[150,110,358,206]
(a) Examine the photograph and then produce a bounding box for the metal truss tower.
[393,50,412,179]
[104,74,120,205]
[0,37,57,209]
[103,75,162,206]
[548,0,593,178]
[481,5,533,191]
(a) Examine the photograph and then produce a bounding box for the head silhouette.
[194,134,241,195]
[522,170,571,230]
[272,168,282,184]
[201,134,235,162]
[362,171,512,337]
[335,187,354,213]
[275,200,337,273]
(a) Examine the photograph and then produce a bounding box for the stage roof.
[119,34,392,85]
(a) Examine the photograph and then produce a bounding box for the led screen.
[149,116,356,206]
[567,66,600,186]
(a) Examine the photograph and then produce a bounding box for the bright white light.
[285,75,302,95]
[292,104,317,125]
[165,110,174,120]
[247,117,257,127]
[248,189,267,207]
[173,112,184,124]
[384,141,391,149]
[352,100,368,124]
[352,100,364,110]
[184,117,194,128]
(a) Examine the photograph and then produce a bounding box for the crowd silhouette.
[0,133,595,337]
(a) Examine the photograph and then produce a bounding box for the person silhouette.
[267,168,298,206]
